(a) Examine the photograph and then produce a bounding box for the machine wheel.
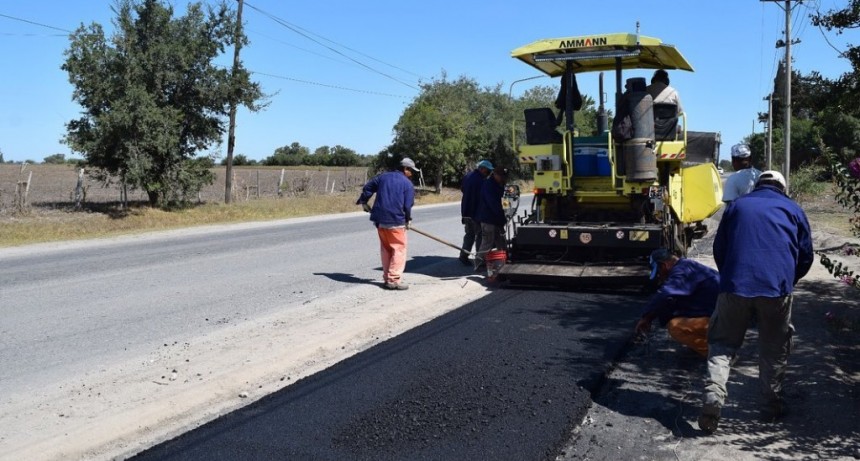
[663,211,688,257]
[674,220,688,257]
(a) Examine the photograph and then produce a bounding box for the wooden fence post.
[74,168,85,210]
[231,171,237,202]
[15,168,32,211]
[278,169,285,197]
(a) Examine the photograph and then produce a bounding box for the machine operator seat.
[524,108,564,145]
[653,102,679,141]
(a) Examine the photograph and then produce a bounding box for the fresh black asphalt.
[130,287,643,461]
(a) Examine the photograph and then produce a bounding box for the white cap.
[756,170,786,190]
[731,144,751,158]
[400,157,420,172]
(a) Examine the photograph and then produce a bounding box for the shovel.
[408,224,475,256]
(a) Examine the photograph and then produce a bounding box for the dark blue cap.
[649,248,673,280]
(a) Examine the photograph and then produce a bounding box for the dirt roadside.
[558,229,860,461]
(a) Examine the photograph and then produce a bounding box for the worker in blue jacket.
[356,158,418,290]
[459,160,493,266]
[473,167,509,269]
[699,170,814,434]
[635,248,719,357]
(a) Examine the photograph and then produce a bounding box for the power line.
[252,71,411,99]
[246,28,357,67]
[812,0,848,58]
[0,32,67,37]
[242,1,419,91]
[0,12,72,33]
[252,13,423,80]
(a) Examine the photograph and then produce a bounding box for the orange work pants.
[377,227,408,284]
[667,316,710,357]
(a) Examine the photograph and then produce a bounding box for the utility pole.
[224,0,244,204]
[764,93,773,170]
[783,1,792,191]
[763,0,801,191]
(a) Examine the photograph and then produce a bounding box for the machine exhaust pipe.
[597,72,608,134]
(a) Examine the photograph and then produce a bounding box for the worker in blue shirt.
[356,158,418,290]
[699,170,814,434]
[473,167,509,270]
[459,160,493,266]
[635,248,719,357]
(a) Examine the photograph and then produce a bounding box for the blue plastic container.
[596,150,611,176]
[574,148,597,176]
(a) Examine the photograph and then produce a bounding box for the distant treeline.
[223,143,373,168]
[0,145,373,168]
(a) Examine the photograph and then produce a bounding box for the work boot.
[384,281,409,291]
[760,399,787,422]
[697,402,721,434]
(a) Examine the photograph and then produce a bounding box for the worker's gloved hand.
[361,202,372,213]
[406,220,412,230]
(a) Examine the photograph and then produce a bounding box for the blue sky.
[1,1,857,164]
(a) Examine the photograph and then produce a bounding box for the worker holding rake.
[356,158,419,291]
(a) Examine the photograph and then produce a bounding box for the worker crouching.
[635,248,719,357]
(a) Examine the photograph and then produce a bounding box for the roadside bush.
[789,164,827,205]
[818,151,860,290]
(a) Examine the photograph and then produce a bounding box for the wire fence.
[0,164,372,212]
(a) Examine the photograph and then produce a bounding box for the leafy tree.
[223,153,255,166]
[388,74,526,192]
[43,153,67,164]
[745,129,784,171]
[62,0,264,207]
[264,142,309,166]
[810,2,860,292]
[788,118,825,168]
[327,145,361,166]
[389,74,472,191]
[166,156,215,205]
[386,74,601,191]
[308,146,331,166]
[461,86,516,176]
[813,2,860,117]
[516,85,557,112]
[0,149,4,163]
[817,111,860,164]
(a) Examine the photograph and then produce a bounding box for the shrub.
[818,151,860,290]
[789,164,827,205]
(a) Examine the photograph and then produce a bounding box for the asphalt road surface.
[0,199,647,460]
[126,205,728,461]
[0,202,470,393]
[130,287,640,461]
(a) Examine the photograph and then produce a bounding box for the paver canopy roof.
[511,33,694,76]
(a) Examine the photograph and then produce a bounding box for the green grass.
[0,189,461,248]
